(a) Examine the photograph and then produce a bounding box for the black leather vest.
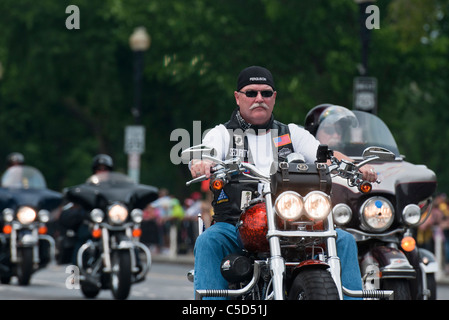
[211,108,294,225]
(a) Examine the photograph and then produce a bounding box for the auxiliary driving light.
[332,203,352,226]
[402,204,421,226]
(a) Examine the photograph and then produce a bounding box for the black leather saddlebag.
[270,162,332,198]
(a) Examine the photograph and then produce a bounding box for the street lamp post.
[129,27,151,124]
[126,27,151,183]
[353,0,378,114]
[0,61,3,109]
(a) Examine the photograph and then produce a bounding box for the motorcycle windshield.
[315,110,400,158]
[85,171,136,187]
[1,165,47,189]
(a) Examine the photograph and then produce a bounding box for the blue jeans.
[193,222,362,300]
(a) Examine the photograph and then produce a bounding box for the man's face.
[95,164,110,174]
[234,84,276,125]
[316,124,342,147]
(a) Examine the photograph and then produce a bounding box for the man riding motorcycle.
[58,154,114,264]
[305,104,438,299]
[189,66,378,299]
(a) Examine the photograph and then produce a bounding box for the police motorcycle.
[306,105,438,300]
[63,171,158,299]
[183,144,394,300]
[0,165,61,285]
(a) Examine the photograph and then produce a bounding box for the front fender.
[418,248,438,274]
[20,233,38,246]
[117,240,134,250]
[292,259,329,274]
[362,246,416,279]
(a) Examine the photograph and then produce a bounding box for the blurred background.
[0,0,448,200]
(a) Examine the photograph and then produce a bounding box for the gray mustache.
[249,103,269,110]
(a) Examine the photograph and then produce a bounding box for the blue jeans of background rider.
[193,222,363,300]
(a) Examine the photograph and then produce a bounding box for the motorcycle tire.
[381,279,411,300]
[17,247,34,286]
[0,274,12,284]
[425,273,437,300]
[110,250,132,300]
[288,269,339,300]
[81,281,101,298]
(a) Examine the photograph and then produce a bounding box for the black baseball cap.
[236,66,275,91]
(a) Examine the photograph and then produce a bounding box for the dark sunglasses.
[238,90,274,98]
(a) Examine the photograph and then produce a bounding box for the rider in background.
[58,154,114,264]
[5,152,25,168]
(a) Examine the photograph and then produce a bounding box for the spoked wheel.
[110,250,132,300]
[288,269,340,300]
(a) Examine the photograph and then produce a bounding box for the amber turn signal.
[211,179,224,190]
[401,236,416,252]
[359,182,372,193]
[38,225,48,235]
[92,228,102,238]
[132,228,142,237]
[3,225,12,234]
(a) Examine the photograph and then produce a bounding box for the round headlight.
[402,204,421,226]
[304,191,331,221]
[131,208,143,223]
[38,209,50,223]
[108,204,128,224]
[360,197,394,231]
[275,191,303,221]
[333,203,352,226]
[3,208,14,222]
[90,208,104,223]
[17,206,37,224]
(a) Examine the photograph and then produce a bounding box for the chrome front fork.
[326,217,343,299]
[77,226,151,281]
[264,185,285,300]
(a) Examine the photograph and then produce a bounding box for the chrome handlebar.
[186,154,378,190]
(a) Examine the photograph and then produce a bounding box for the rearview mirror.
[362,147,396,161]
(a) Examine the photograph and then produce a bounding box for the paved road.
[1,258,448,300]
[0,260,194,300]
[437,282,449,300]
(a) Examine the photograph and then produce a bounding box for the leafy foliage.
[0,0,448,197]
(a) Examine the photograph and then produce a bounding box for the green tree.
[0,0,447,198]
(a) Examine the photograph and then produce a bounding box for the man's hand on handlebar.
[358,165,378,183]
[332,150,378,183]
[190,159,215,179]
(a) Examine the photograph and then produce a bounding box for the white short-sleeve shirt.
[202,123,320,176]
